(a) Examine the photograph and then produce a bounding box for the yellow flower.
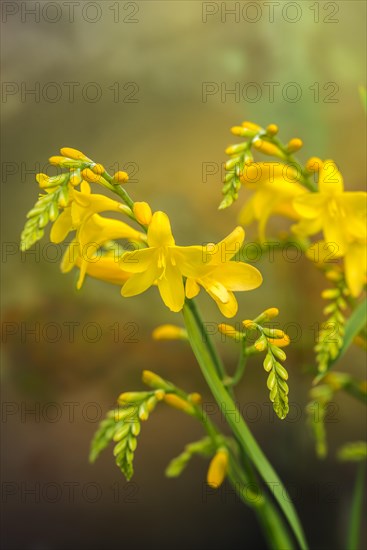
[50,181,131,242]
[239,162,306,241]
[185,227,262,317]
[61,214,145,289]
[207,448,229,489]
[120,212,262,315]
[75,253,132,286]
[292,160,367,255]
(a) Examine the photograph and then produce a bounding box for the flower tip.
[112,171,129,184]
[266,123,279,136]
[133,202,153,226]
[207,448,229,489]
[286,138,303,153]
[60,147,91,162]
[305,157,323,173]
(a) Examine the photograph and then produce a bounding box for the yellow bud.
[188,393,202,405]
[36,173,65,189]
[242,320,257,329]
[133,202,152,226]
[306,157,322,173]
[268,335,290,348]
[231,126,257,137]
[325,270,343,282]
[60,147,92,162]
[91,163,105,175]
[241,121,262,131]
[254,338,267,352]
[263,308,279,319]
[152,324,187,341]
[82,168,101,183]
[286,138,303,153]
[266,124,279,136]
[225,143,248,155]
[112,171,129,184]
[253,308,280,324]
[207,448,229,489]
[118,391,149,404]
[217,323,242,340]
[253,139,285,159]
[69,172,83,187]
[49,156,81,168]
[142,370,174,393]
[154,389,165,401]
[163,394,196,416]
[321,288,340,300]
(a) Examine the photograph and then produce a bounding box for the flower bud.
[266,124,279,136]
[49,156,82,168]
[253,139,285,159]
[225,143,248,155]
[231,126,256,137]
[60,147,92,163]
[142,370,174,392]
[218,323,242,341]
[254,335,268,351]
[305,157,323,173]
[163,394,196,416]
[152,324,187,341]
[286,138,303,153]
[91,163,105,175]
[268,336,290,348]
[118,391,150,404]
[112,171,129,184]
[188,393,202,405]
[241,121,262,131]
[133,202,152,226]
[207,448,229,489]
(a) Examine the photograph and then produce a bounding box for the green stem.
[183,299,308,550]
[228,338,248,387]
[347,462,366,550]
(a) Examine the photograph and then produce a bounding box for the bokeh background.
[1,1,366,549]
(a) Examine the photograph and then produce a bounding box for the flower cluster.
[21,148,263,317]
[222,122,367,298]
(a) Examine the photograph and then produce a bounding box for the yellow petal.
[75,255,131,285]
[120,247,159,273]
[344,242,367,297]
[318,160,344,194]
[121,266,160,297]
[157,261,185,312]
[147,211,175,247]
[341,193,367,240]
[172,246,216,277]
[293,194,326,219]
[50,208,73,243]
[185,278,200,299]
[214,262,263,291]
[208,288,238,318]
[60,239,79,273]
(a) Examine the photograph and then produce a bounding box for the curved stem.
[183,299,308,550]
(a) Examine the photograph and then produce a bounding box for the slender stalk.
[347,462,366,550]
[183,299,308,550]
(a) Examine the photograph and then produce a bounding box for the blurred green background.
[1,1,366,549]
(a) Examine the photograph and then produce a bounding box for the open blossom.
[292,161,366,296]
[238,162,306,241]
[185,226,262,317]
[292,160,367,253]
[50,181,145,289]
[120,211,262,315]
